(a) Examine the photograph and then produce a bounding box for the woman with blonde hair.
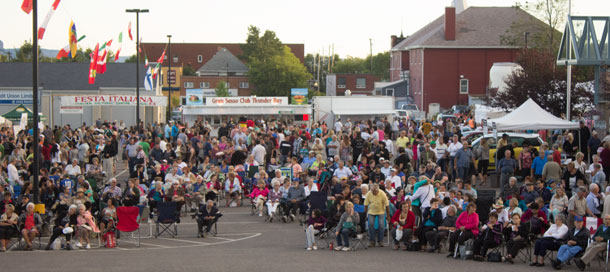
[549,187,569,222]
[334,201,360,251]
[250,179,269,217]
[508,197,523,217]
[563,133,577,160]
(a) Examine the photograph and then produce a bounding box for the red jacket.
[456,211,480,236]
[390,210,415,231]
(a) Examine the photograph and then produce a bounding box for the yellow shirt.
[422,122,432,135]
[364,191,389,215]
[396,136,409,149]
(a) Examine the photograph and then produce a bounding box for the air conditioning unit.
[337,85,346,88]
[356,85,365,89]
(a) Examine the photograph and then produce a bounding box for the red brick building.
[390,6,548,111]
[326,74,379,96]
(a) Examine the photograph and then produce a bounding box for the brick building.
[390,5,548,111]
[326,74,379,96]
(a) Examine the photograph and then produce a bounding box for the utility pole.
[167,34,172,122]
[32,0,40,203]
[369,38,373,71]
[566,0,572,121]
[126,8,149,131]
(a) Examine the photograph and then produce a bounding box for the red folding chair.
[116,206,141,247]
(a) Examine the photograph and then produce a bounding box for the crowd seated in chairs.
[195,200,221,238]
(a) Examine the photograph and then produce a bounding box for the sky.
[1,0,608,58]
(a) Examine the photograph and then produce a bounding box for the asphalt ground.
[0,161,605,271]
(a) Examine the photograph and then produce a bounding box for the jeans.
[457,166,469,181]
[336,228,354,247]
[305,225,320,248]
[367,214,385,243]
[556,245,583,262]
[500,172,512,189]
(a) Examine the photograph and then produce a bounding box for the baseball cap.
[574,216,583,222]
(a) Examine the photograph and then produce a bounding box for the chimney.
[391,35,398,47]
[445,7,456,41]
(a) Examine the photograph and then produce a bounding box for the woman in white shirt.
[303,178,318,198]
[65,159,82,177]
[531,214,569,267]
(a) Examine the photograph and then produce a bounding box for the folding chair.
[155,202,178,238]
[349,228,369,251]
[116,206,141,247]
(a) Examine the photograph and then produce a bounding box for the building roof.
[0,62,145,90]
[141,43,305,70]
[197,48,248,74]
[392,6,547,50]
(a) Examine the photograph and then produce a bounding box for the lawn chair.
[155,202,178,238]
[116,206,141,247]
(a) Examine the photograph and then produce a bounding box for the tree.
[242,26,312,96]
[125,54,144,63]
[183,65,196,76]
[332,52,391,81]
[487,49,593,117]
[215,81,230,97]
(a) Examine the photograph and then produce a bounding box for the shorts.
[477,160,489,175]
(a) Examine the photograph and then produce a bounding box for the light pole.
[126,8,149,131]
[167,34,172,122]
[32,0,40,203]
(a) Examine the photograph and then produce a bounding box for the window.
[184,82,194,88]
[337,77,346,88]
[197,55,203,63]
[173,55,178,63]
[181,97,186,105]
[200,82,210,88]
[356,78,366,89]
[460,79,469,94]
[385,88,394,96]
[239,82,249,88]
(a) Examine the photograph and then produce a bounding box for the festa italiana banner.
[60,95,168,107]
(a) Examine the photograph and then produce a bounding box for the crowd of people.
[0,113,609,271]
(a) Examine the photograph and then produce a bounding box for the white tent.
[487,98,579,131]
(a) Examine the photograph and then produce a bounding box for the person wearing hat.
[551,215,590,269]
[380,159,391,177]
[492,199,509,227]
[385,168,402,189]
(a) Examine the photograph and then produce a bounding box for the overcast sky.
[1,0,607,58]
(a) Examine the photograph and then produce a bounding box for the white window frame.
[385,88,394,96]
[239,82,249,88]
[337,77,346,88]
[460,79,469,94]
[173,56,178,63]
[356,77,366,89]
[184,82,194,88]
[200,82,210,88]
[197,55,203,63]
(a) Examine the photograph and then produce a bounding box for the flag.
[68,20,77,58]
[21,0,33,14]
[144,67,153,91]
[96,49,108,74]
[128,22,133,41]
[106,39,113,47]
[144,54,149,68]
[152,63,160,79]
[138,37,142,52]
[38,0,61,40]
[114,32,123,61]
[88,43,99,84]
[157,48,166,63]
[56,45,69,59]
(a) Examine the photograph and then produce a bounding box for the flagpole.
[126,8,148,132]
[32,0,41,204]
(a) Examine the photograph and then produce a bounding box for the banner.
[0,90,33,104]
[20,113,28,130]
[280,167,293,181]
[290,88,308,105]
[60,95,168,107]
[207,96,287,107]
[185,89,204,105]
[60,106,83,114]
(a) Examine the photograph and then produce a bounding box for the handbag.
[103,231,116,248]
[342,221,354,230]
[487,252,502,262]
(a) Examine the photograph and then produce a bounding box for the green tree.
[125,54,145,63]
[183,66,196,76]
[215,81,230,97]
[242,26,312,96]
[332,52,391,81]
[249,46,311,96]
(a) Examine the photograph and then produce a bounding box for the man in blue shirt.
[454,141,476,181]
[586,183,602,217]
[164,123,171,139]
[531,151,547,179]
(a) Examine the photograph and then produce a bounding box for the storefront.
[181,96,312,127]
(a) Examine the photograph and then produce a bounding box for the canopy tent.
[1,104,46,123]
[487,98,578,131]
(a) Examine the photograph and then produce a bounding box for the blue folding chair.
[154,202,178,238]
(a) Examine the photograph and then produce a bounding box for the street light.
[167,34,172,122]
[125,8,149,132]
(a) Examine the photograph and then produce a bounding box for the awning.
[332,109,395,115]
[183,105,312,116]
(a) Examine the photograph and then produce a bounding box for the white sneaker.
[313,245,318,250]
[258,212,263,217]
[85,244,91,249]
[342,247,350,251]
[306,247,312,251]
[75,242,82,248]
[334,246,343,251]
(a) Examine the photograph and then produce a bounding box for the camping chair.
[155,201,178,238]
[307,191,328,216]
[116,206,141,247]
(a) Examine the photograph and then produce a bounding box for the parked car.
[470,133,543,171]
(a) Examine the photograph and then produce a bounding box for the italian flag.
[38,0,61,40]
[21,0,33,14]
[114,32,123,62]
[88,43,99,84]
[144,53,149,68]
[96,40,111,74]
[57,35,85,59]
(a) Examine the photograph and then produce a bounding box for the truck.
[399,104,426,121]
